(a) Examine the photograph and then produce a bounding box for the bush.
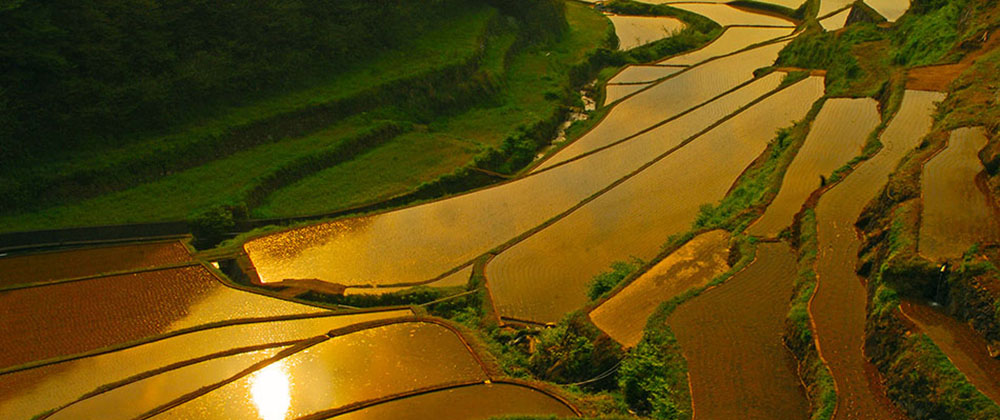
[189,205,238,248]
[618,326,687,419]
[587,258,643,301]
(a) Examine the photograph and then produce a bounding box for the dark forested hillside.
[0,0,564,162]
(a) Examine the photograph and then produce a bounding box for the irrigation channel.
[5,1,1000,419]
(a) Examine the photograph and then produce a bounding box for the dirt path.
[668,242,809,420]
[900,300,1000,404]
[906,30,996,92]
[811,90,941,420]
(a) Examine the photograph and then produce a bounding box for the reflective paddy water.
[488,77,825,323]
[919,127,999,260]
[819,0,854,19]
[607,15,685,50]
[607,65,682,85]
[668,243,809,420]
[658,27,793,66]
[865,0,911,22]
[0,265,324,369]
[0,310,410,419]
[343,265,472,295]
[154,322,486,419]
[245,44,788,290]
[538,41,790,169]
[0,240,190,287]
[666,3,796,26]
[590,230,731,347]
[605,83,650,104]
[810,90,941,420]
[819,8,851,31]
[749,98,881,238]
[329,383,577,420]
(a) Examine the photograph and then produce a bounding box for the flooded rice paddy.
[819,0,854,19]
[343,265,472,295]
[865,0,912,22]
[590,230,731,347]
[819,8,851,31]
[607,65,682,85]
[0,265,324,369]
[0,240,190,288]
[329,383,578,420]
[538,41,790,169]
[666,3,797,26]
[245,43,789,291]
[604,83,650,104]
[658,26,794,66]
[154,322,486,419]
[919,127,999,260]
[900,300,1000,404]
[487,77,824,323]
[607,15,685,50]
[667,242,809,420]
[810,90,942,420]
[0,310,411,419]
[749,98,881,238]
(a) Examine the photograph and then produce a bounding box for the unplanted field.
[538,41,791,169]
[0,265,324,370]
[919,127,999,261]
[244,50,788,290]
[329,383,578,420]
[810,90,942,420]
[608,15,685,50]
[900,300,1000,404]
[667,242,808,420]
[749,98,880,238]
[666,3,796,27]
[590,230,731,347]
[0,241,190,288]
[487,77,824,323]
[607,65,682,84]
[658,26,793,66]
[0,310,411,419]
[155,322,486,419]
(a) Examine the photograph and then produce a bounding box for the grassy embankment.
[0,1,613,238]
[772,0,1000,417]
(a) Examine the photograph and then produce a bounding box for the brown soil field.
[244,46,789,291]
[749,98,880,238]
[536,41,790,170]
[590,230,731,347]
[919,127,999,260]
[487,77,824,323]
[906,29,997,92]
[900,300,1000,404]
[0,241,190,287]
[668,242,809,420]
[0,265,323,370]
[810,90,942,420]
[328,383,577,420]
[0,310,411,419]
[659,26,793,66]
[608,15,686,50]
[156,322,487,419]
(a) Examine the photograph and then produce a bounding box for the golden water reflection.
[250,361,291,420]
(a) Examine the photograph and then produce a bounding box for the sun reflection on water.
[250,361,291,420]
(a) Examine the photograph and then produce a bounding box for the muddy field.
[668,242,809,420]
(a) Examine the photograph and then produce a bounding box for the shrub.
[587,258,643,301]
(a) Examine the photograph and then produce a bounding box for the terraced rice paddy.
[820,8,851,31]
[749,98,881,238]
[865,0,911,22]
[245,43,789,290]
[344,265,472,295]
[487,77,824,323]
[154,322,486,419]
[899,300,1000,404]
[605,83,650,104]
[0,265,327,369]
[0,240,190,288]
[919,127,999,260]
[819,0,854,19]
[658,26,794,66]
[0,310,411,419]
[666,3,796,26]
[590,230,731,347]
[538,41,790,169]
[667,243,808,420]
[810,90,942,420]
[607,65,682,84]
[607,15,686,50]
[329,383,578,420]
